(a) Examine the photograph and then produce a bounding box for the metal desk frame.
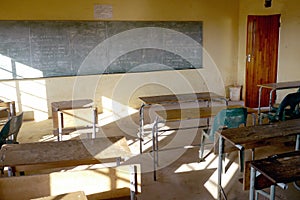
[217,119,300,200]
[151,105,243,181]
[51,99,98,141]
[257,81,300,124]
[139,92,228,154]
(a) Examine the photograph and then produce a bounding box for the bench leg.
[249,166,256,200]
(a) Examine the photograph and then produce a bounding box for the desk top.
[257,81,300,90]
[155,105,242,122]
[139,92,226,105]
[0,107,7,112]
[51,99,93,111]
[217,118,300,149]
[0,137,131,170]
[250,151,300,184]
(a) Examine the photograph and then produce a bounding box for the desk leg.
[152,117,159,181]
[296,134,300,151]
[258,86,263,124]
[130,165,138,200]
[270,185,276,200]
[218,136,225,200]
[139,103,145,154]
[58,111,63,141]
[249,166,256,200]
[9,101,16,118]
[269,89,275,114]
[92,107,97,139]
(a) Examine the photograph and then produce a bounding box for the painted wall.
[238,0,300,101]
[0,0,240,120]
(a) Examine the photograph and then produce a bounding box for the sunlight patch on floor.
[204,157,239,199]
[174,152,218,173]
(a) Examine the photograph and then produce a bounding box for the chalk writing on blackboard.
[0,21,202,80]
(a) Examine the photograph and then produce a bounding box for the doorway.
[245,14,280,108]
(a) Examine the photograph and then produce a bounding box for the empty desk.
[249,151,300,200]
[138,92,227,153]
[0,137,131,175]
[51,99,97,140]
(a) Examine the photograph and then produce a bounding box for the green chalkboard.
[0,21,202,80]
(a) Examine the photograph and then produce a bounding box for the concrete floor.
[16,102,300,200]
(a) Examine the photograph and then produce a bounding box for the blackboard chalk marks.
[0,21,203,80]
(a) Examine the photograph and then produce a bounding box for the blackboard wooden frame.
[0,21,203,80]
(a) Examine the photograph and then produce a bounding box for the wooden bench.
[0,137,132,174]
[0,165,140,200]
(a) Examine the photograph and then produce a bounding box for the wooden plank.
[250,151,300,184]
[257,81,300,90]
[0,165,141,200]
[155,105,242,121]
[0,106,7,112]
[217,118,300,148]
[139,92,225,105]
[214,134,296,155]
[32,191,88,200]
[0,137,132,172]
[51,99,94,111]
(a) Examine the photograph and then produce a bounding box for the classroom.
[0,0,300,199]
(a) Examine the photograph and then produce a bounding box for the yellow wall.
[2,0,300,121]
[0,0,240,120]
[238,0,300,100]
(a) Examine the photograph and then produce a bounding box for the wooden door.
[245,14,280,108]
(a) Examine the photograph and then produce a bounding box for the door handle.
[247,54,251,62]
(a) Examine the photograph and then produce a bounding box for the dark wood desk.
[249,151,300,200]
[139,92,228,153]
[216,119,300,200]
[0,137,131,174]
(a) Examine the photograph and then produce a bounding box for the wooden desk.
[257,81,300,122]
[0,101,16,120]
[138,92,228,153]
[0,137,131,173]
[216,119,300,200]
[249,151,300,200]
[51,99,97,141]
[0,101,16,126]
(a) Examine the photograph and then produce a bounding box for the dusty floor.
[14,102,300,200]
